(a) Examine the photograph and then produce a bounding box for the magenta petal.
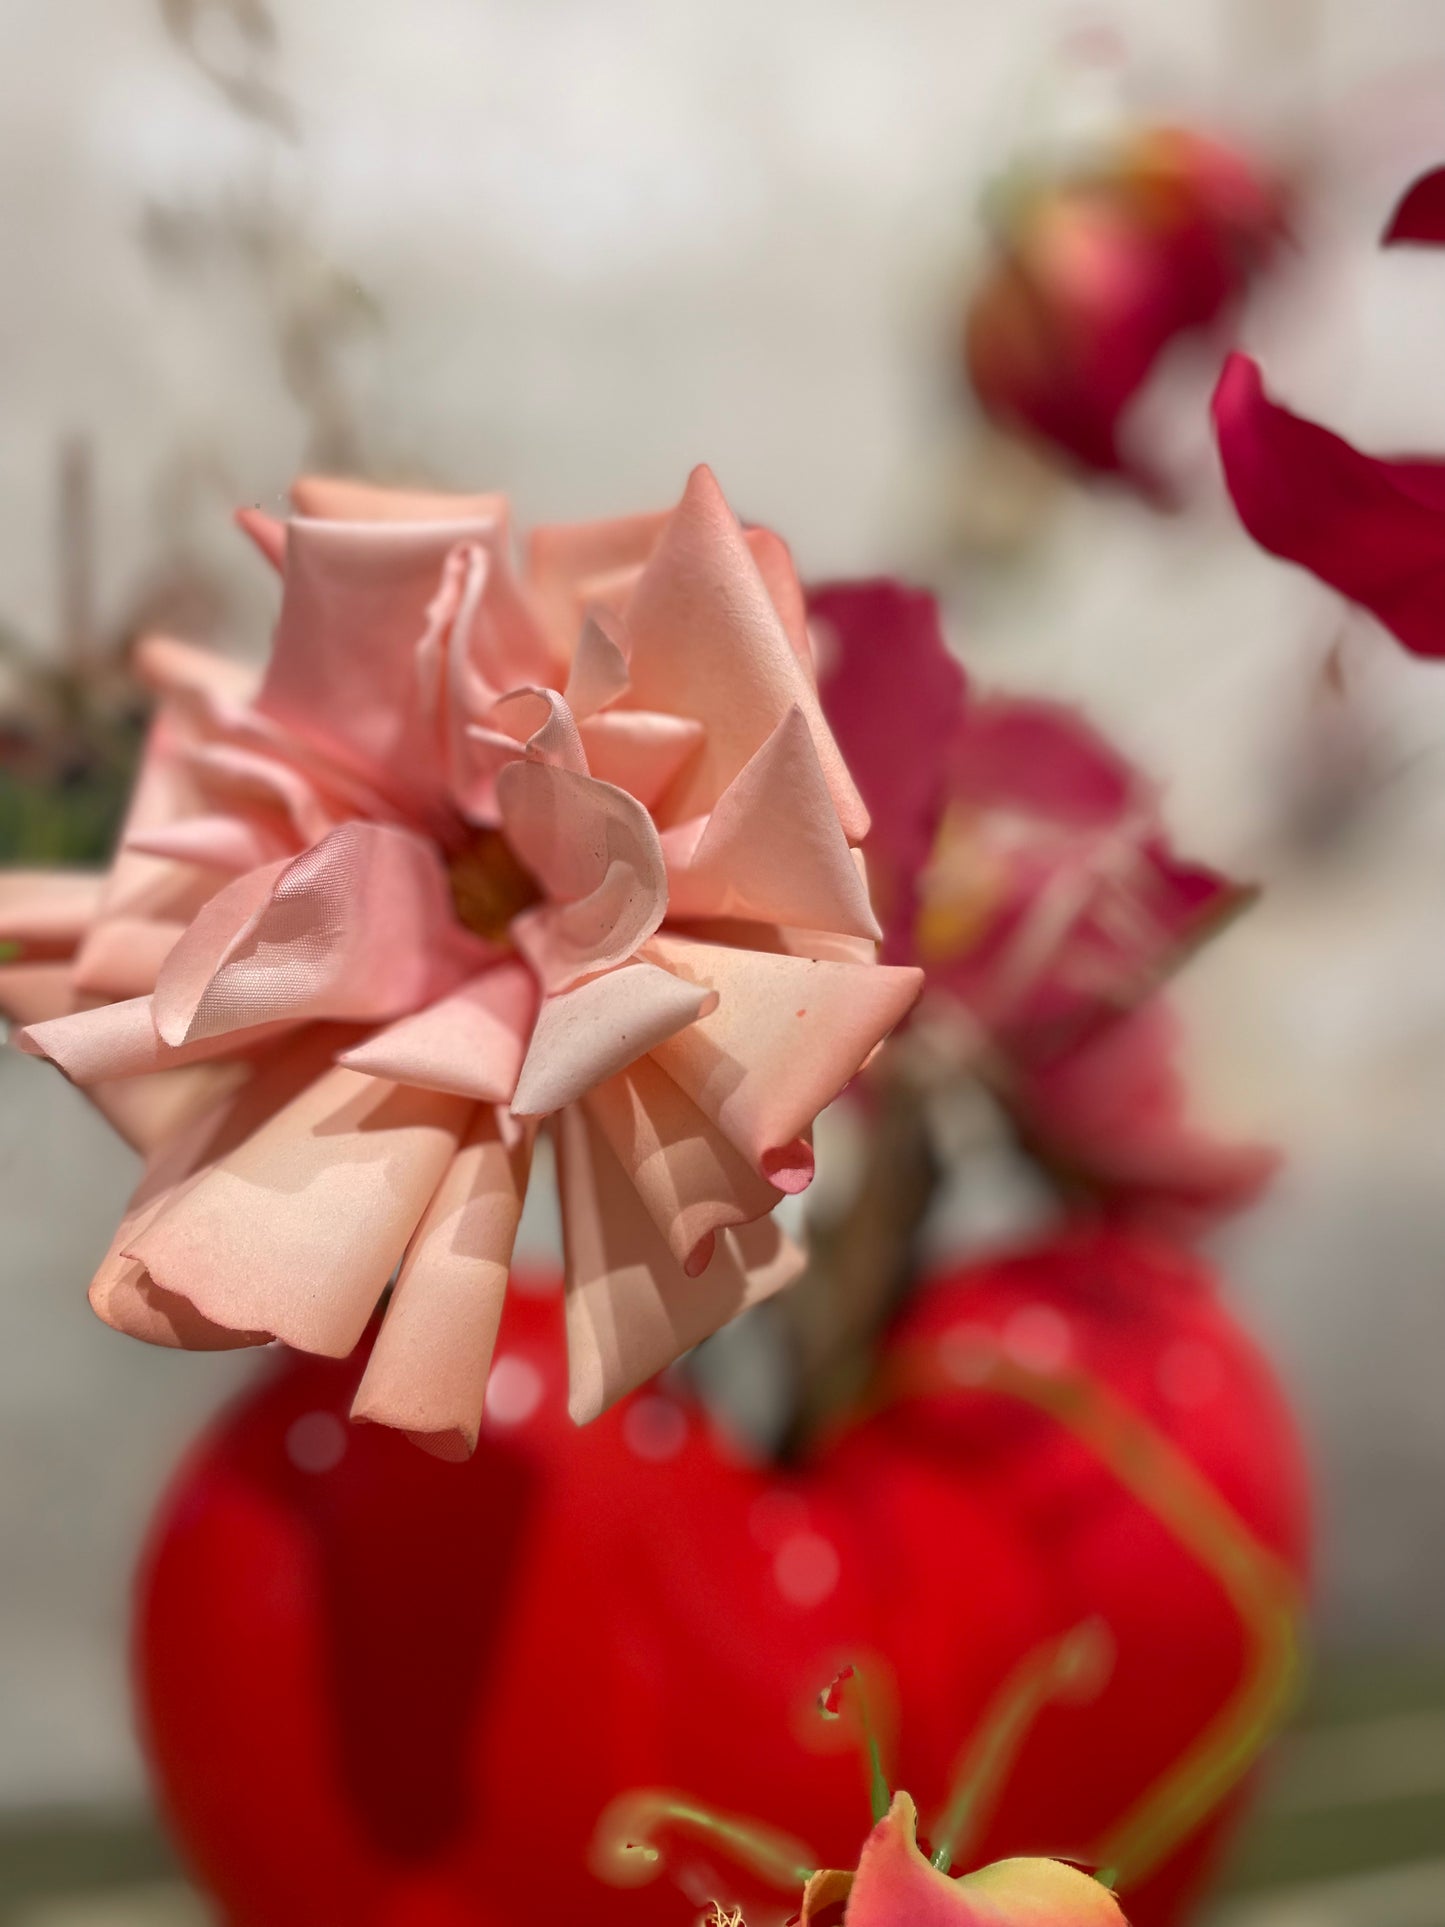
[810,579,967,963]
[1382,165,1445,246]
[1213,353,1445,657]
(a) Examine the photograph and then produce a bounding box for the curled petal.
[490,686,589,773]
[511,962,717,1119]
[18,995,295,1085]
[646,933,922,1184]
[556,1103,801,1424]
[1213,353,1445,657]
[583,1053,783,1275]
[500,764,668,993]
[623,466,868,837]
[151,824,481,1047]
[124,1067,472,1357]
[351,1109,534,1459]
[663,705,882,939]
[339,962,536,1104]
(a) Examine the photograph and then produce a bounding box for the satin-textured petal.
[89,1030,349,1349]
[125,1068,472,1356]
[578,709,704,810]
[256,515,504,816]
[556,1103,798,1424]
[500,763,668,992]
[646,933,921,1183]
[339,961,536,1104]
[583,1052,783,1275]
[663,706,881,938]
[351,1109,534,1459]
[510,961,717,1119]
[622,466,868,836]
[17,996,297,1085]
[151,824,480,1046]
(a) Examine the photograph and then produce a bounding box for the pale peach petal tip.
[6,467,920,1448]
[819,1792,1128,1927]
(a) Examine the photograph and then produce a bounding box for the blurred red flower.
[963,124,1283,494]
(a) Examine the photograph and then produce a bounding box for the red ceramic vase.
[136,1228,1308,1926]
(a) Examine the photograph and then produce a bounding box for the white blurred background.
[3,0,1445,1835]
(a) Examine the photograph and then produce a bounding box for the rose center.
[448,830,542,945]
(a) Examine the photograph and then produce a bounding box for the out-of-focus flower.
[798,1790,1125,1926]
[964,124,1283,495]
[1212,165,1445,658]
[3,471,920,1449]
[812,580,1271,1230]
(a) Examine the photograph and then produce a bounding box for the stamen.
[929,1620,1111,1874]
[818,1664,892,1824]
[589,1790,817,1896]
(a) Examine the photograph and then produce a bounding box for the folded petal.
[490,686,589,773]
[351,1109,534,1459]
[89,1029,348,1348]
[152,823,480,1047]
[646,933,922,1184]
[745,525,814,683]
[663,706,881,939]
[125,1067,473,1356]
[555,1103,799,1424]
[500,764,668,992]
[1213,353,1445,657]
[583,1052,783,1275]
[622,466,868,837]
[17,994,299,1084]
[564,611,632,719]
[510,961,716,1119]
[235,506,287,569]
[256,515,507,815]
[578,709,705,810]
[0,871,104,951]
[339,961,537,1103]
[1382,167,1445,246]
[524,510,668,648]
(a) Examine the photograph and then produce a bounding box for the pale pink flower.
[3,469,920,1455]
